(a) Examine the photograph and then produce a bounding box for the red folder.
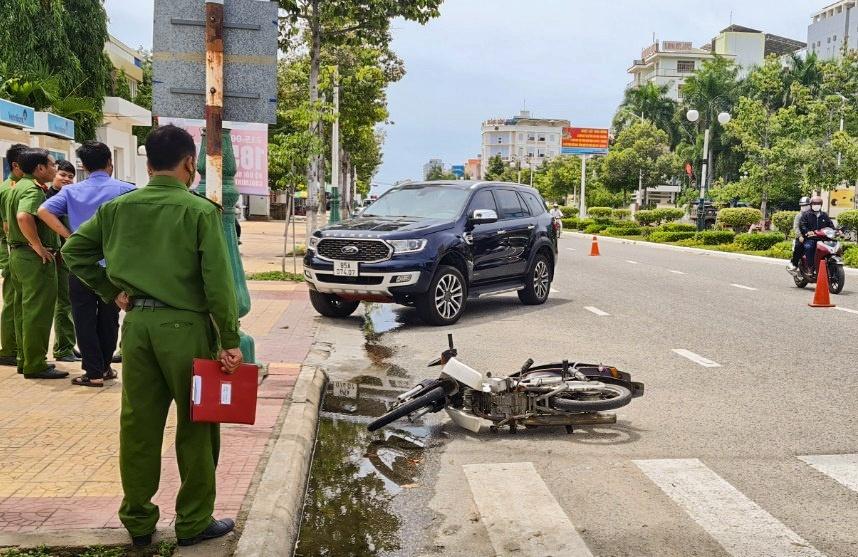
[190,359,259,425]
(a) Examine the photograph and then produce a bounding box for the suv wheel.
[309,290,361,318]
[416,265,467,326]
[518,254,552,305]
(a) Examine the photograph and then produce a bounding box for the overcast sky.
[105,0,821,185]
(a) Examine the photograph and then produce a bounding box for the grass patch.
[1,541,175,557]
[246,271,305,282]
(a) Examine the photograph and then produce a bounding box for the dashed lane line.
[634,459,825,557]
[584,306,610,317]
[730,283,758,291]
[463,462,594,557]
[799,454,858,493]
[835,307,858,315]
[626,260,639,265]
[668,270,686,275]
[671,349,721,368]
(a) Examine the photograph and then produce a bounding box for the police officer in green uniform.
[0,143,28,367]
[47,159,78,362]
[5,148,65,378]
[63,125,243,547]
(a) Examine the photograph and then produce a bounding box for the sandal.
[71,375,104,388]
[103,368,118,380]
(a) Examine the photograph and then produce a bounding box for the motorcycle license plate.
[334,260,359,277]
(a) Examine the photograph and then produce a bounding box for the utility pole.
[204,0,224,205]
[698,128,710,231]
[579,155,588,218]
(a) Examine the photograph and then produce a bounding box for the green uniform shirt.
[61,175,240,349]
[3,176,60,249]
[0,178,14,268]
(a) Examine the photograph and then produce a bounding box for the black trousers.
[69,273,120,379]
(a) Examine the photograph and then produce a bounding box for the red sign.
[561,127,610,155]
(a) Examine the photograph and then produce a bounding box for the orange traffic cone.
[589,236,600,257]
[809,258,836,308]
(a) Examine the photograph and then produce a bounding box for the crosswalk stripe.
[634,458,825,557]
[463,462,593,557]
[799,454,858,493]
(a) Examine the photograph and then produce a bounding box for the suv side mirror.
[470,209,498,225]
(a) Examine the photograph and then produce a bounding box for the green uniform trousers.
[9,248,57,374]
[118,307,219,539]
[53,259,76,358]
[0,250,16,358]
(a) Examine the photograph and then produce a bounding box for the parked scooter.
[368,335,644,434]
[790,227,846,294]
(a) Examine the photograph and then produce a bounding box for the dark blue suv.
[303,180,558,325]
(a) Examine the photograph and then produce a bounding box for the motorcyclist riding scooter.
[549,203,564,237]
[787,196,811,273]
[799,196,835,273]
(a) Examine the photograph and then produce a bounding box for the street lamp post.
[687,109,731,231]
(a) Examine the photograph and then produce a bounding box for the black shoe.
[177,518,235,546]
[25,366,68,379]
[73,348,82,358]
[131,532,153,547]
[0,356,17,366]
[55,354,79,363]
[111,353,122,363]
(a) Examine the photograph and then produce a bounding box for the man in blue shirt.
[39,141,135,387]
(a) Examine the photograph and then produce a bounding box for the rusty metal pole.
[204,0,224,205]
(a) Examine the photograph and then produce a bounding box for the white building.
[708,25,805,76]
[628,41,725,101]
[808,1,857,60]
[480,111,570,177]
[422,158,443,180]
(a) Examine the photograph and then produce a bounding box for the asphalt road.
[313,234,858,557]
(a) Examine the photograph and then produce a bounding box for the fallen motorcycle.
[367,335,644,434]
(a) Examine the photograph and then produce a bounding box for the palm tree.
[613,82,678,142]
[782,52,822,107]
[0,63,97,121]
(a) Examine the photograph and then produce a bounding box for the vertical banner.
[158,117,269,196]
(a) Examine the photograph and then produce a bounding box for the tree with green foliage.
[113,69,132,101]
[613,82,678,144]
[600,122,681,203]
[483,154,506,180]
[132,49,153,146]
[425,166,458,181]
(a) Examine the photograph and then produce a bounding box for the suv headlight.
[307,236,321,251]
[389,239,427,254]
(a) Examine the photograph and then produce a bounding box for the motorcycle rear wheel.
[367,386,446,431]
[793,273,809,288]
[550,383,632,412]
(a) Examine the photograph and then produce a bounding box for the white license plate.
[332,381,358,399]
[333,260,359,277]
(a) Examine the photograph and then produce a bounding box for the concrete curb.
[0,527,173,551]
[569,231,858,276]
[232,363,327,557]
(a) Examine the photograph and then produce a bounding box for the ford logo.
[341,245,360,255]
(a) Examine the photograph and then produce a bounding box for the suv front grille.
[317,238,392,262]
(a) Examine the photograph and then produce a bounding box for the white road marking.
[551,288,560,294]
[463,462,593,557]
[566,248,577,252]
[799,454,858,493]
[668,270,686,275]
[626,260,639,265]
[730,283,758,291]
[671,349,721,368]
[634,459,825,557]
[835,307,858,315]
[584,306,610,316]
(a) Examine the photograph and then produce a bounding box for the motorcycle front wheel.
[550,383,632,413]
[367,386,446,432]
[793,273,809,288]
[829,264,845,294]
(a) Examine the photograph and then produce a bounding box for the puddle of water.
[363,303,404,341]
[295,391,430,557]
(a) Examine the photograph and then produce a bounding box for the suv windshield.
[363,185,470,219]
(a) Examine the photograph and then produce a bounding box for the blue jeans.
[804,239,818,271]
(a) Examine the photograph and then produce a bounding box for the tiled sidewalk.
[0,281,314,538]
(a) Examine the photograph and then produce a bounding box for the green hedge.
[635,209,658,226]
[559,206,579,217]
[650,230,697,243]
[612,209,631,221]
[561,217,579,229]
[577,218,595,230]
[653,208,685,224]
[772,211,798,236]
[696,230,736,245]
[717,207,762,231]
[584,223,608,234]
[837,210,858,234]
[612,219,640,229]
[659,222,697,232]
[766,241,794,259]
[735,231,785,251]
[845,245,858,267]
[588,207,613,219]
[603,226,643,237]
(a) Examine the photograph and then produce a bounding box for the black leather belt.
[130,297,170,310]
[9,244,57,253]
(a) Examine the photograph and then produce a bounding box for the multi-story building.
[104,34,145,99]
[808,1,857,60]
[707,25,806,76]
[422,158,443,180]
[628,41,725,101]
[465,157,481,180]
[480,111,570,177]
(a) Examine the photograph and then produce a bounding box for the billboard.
[159,117,269,196]
[451,165,465,178]
[561,127,609,156]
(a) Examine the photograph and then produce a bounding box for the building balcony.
[102,96,151,127]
